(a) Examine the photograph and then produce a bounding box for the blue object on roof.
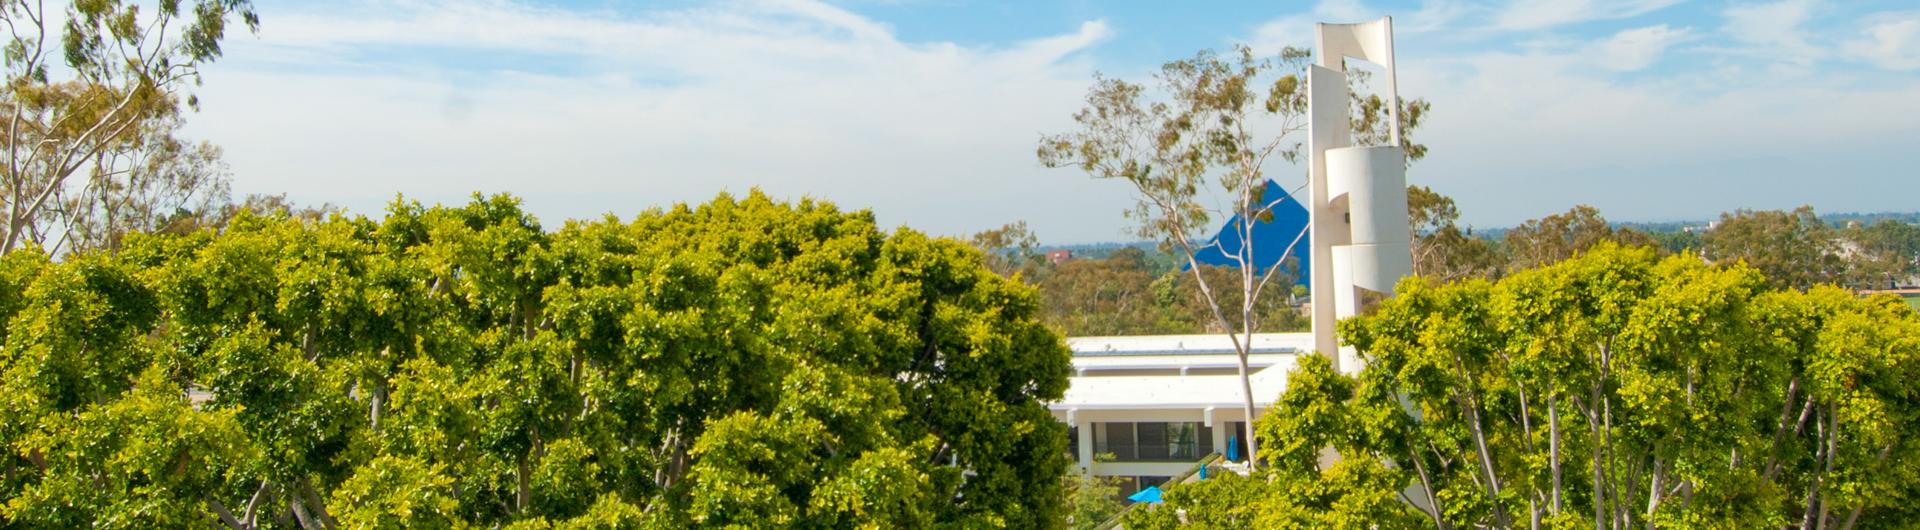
[1188,179,1311,285]
[1128,485,1164,504]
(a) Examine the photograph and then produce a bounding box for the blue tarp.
[1128,486,1164,504]
[1188,179,1311,285]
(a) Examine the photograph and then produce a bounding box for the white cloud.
[1247,0,1467,55]
[1395,37,1920,228]
[1845,12,1920,71]
[1722,0,1822,65]
[187,0,1138,242]
[1593,24,1693,71]
[1492,0,1684,31]
[176,0,1920,242]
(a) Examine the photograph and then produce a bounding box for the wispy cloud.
[1592,24,1693,71]
[1844,11,1920,71]
[1247,0,1468,54]
[1722,0,1822,65]
[180,0,1920,239]
[1492,0,1684,31]
[191,0,1130,240]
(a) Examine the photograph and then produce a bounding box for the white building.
[1050,333,1311,491]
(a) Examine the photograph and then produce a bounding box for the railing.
[1093,443,1211,462]
[1089,452,1222,530]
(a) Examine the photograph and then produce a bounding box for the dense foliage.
[0,191,1073,529]
[1,0,258,254]
[1128,243,1920,529]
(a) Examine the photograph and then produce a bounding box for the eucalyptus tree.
[1702,206,1845,291]
[0,0,257,254]
[1040,44,1431,468]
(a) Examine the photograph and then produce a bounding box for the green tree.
[0,191,1075,529]
[1503,205,1657,270]
[0,0,258,253]
[1133,243,1920,529]
[970,220,1044,279]
[1702,206,1845,290]
[1841,219,1920,289]
[1408,185,1499,282]
[1060,474,1127,530]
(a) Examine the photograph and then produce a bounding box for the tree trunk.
[1235,344,1260,471]
[207,497,246,530]
[369,378,387,433]
[296,476,336,530]
[1408,448,1448,530]
[1590,387,1606,530]
[1550,393,1563,516]
[516,455,532,513]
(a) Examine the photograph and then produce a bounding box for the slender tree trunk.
[1237,226,1262,472]
[1591,387,1607,530]
[516,455,532,512]
[1550,393,1564,516]
[369,378,387,432]
[290,489,321,530]
[242,480,272,528]
[1763,379,1800,480]
[1804,407,1827,530]
[207,497,245,530]
[1409,448,1449,530]
[296,476,336,530]
[1645,458,1665,527]
[1235,344,1259,470]
[1816,403,1839,530]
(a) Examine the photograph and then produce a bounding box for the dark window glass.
[1102,422,1137,461]
[1137,422,1169,460]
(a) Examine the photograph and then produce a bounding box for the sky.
[185,0,1920,244]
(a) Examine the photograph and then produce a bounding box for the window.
[1097,422,1137,460]
[1136,423,1168,460]
[1093,422,1214,462]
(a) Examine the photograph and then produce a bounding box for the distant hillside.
[1044,211,1920,252]
[1035,240,1157,259]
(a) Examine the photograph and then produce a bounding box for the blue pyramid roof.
[1189,180,1311,285]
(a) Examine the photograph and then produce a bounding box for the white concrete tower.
[1308,17,1413,374]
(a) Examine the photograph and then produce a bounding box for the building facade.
[1049,333,1309,489]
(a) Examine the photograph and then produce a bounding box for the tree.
[1,0,257,254]
[1702,206,1844,290]
[1503,204,1656,270]
[1035,246,1183,335]
[1131,243,1920,529]
[0,191,1077,528]
[1060,473,1127,529]
[1040,44,1429,469]
[1408,185,1499,282]
[970,220,1043,278]
[1841,219,1920,289]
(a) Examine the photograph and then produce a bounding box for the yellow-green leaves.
[0,190,1073,529]
[1160,243,1920,528]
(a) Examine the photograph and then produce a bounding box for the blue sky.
[188,0,1920,243]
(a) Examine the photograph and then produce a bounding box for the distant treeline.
[988,201,1920,337]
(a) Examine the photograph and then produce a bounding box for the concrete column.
[1209,418,1228,457]
[1077,418,1096,475]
